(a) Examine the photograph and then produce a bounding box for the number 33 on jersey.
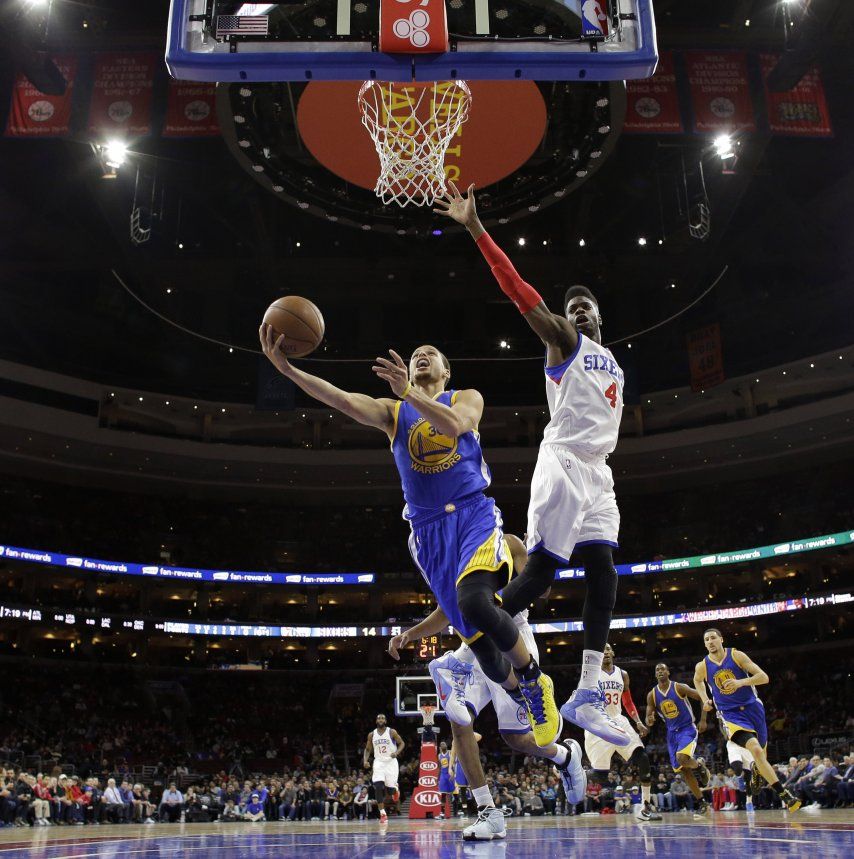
[543,333,624,458]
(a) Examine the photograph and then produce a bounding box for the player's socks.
[544,744,568,767]
[770,781,801,812]
[578,650,604,690]
[471,786,494,810]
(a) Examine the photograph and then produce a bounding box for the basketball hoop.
[357,80,472,208]
[419,703,437,728]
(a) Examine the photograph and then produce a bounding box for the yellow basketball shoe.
[518,669,563,747]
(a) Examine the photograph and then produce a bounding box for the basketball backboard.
[395,675,444,718]
[167,0,657,83]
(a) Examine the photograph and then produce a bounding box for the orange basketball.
[262,296,325,358]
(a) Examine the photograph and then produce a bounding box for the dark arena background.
[0,1,853,857]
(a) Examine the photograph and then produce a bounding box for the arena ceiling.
[0,0,852,404]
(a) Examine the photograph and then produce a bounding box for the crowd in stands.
[3,749,852,828]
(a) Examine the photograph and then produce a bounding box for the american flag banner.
[215,15,269,37]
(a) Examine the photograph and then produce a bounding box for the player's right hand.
[388,630,411,660]
[645,713,655,728]
[433,181,478,228]
[259,323,292,376]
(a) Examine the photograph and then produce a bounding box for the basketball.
[262,296,325,358]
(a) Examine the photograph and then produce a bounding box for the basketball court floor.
[0,812,851,858]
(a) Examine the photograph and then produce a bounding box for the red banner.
[760,53,832,137]
[624,51,683,134]
[408,740,442,819]
[685,51,755,134]
[162,80,220,137]
[88,52,157,138]
[687,323,724,393]
[5,55,77,137]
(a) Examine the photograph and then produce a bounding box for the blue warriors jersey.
[439,751,451,774]
[705,649,760,714]
[654,682,695,733]
[391,390,490,520]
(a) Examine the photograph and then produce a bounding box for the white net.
[357,80,472,208]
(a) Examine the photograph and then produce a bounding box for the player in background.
[582,644,661,821]
[704,709,757,811]
[448,732,480,817]
[435,182,629,747]
[437,741,454,819]
[362,714,405,824]
[693,628,801,813]
[389,534,587,841]
[645,662,711,818]
[260,327,560,747]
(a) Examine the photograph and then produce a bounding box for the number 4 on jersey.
[604,382,618,409]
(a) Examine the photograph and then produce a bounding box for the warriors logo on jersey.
[407,418,460,473]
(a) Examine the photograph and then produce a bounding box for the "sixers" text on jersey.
[583,353,625,384]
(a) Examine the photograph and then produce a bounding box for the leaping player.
[581,644,661,821]
[436,183,630,747]
[693,628,801,813]
[363,713,405,824]
[645,662,711,818]
[389,534,587,841]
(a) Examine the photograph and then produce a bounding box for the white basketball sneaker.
[560,688,631,746]
[429,651,473,725]
[462,806,506,841]
[553,738,587,805]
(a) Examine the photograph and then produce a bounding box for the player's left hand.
[388,630,412,661]
[636,721,649,738]
[721,677,743,694]
[373,350,410,398]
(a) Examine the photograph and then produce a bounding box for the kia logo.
[420,761,438,771]
[413,790,441,807]
[419,775,438,788]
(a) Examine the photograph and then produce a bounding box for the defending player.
[363,713,405,824]
[435,183,629,746]
[581,644,661,821]
[259,327,560,747]
[645,662,711,818]
[389,534,587,841]
[693,628,801,812]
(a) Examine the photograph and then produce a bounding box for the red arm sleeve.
[622,689,639,722]
[475,232,542,314]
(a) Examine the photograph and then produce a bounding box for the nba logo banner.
[581,0,610,38]
[88,52,157,138]
[379,0,449,54]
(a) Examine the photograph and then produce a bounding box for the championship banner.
[409,740,442,819]
[5,55,77,137]
[685,51,756,134]
[162,80,220,137]
[624,51,683,133]
[760,53,832,138]
[88,52,157,137]
[686,323,724,393]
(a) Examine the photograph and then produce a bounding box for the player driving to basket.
[435,181,630,746]
[259,327,561,747]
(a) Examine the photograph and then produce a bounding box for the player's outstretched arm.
[260,324,395,436]
[434,182,578,356]
[621,670,648,737]
[388,607,449,660]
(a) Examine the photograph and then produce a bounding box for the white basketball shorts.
[726,740,754,768]
[372,758,399,788]
[455,624,539,734]
[584,714,643,771]
[526,443,620,563]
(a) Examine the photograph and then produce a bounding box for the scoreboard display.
[418,634,441,659]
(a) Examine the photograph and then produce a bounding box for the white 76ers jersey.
[598,665,625,718]
[372,728,394,761]
[542,333,624,457]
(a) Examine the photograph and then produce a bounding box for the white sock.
[472,785,494,809]
[642,784,651,804]
[579,650,604,690]
[544,745,568,767]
